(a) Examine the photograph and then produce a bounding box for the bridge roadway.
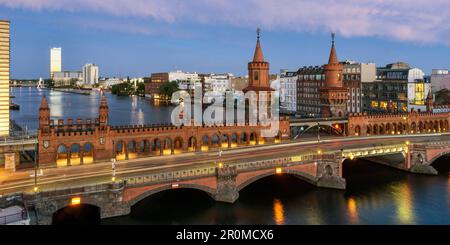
[0,133,449,196]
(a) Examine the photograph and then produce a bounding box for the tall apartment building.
[296,66,325,118]
[50,47,62,79]
[82,63,99,85]
[342,61,376,113]
[279,70,297,115]
[0,20,9,136]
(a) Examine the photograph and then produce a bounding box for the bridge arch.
[82,143,94,164]
[173,137,183,154]
[231,133,239,147]
[237,171,316,192]
[188,136,197,152]
[127,140,138,159]
[201,135,209,151]
[427,151,450,167]
[297,124,344,136]
[240,132,249,145]
[210,134,220,148]
[115,140,126,160]
[127,184,216,207]
[163,138,173,155]
[69,143,81,166]
[56,144,69,167]
[152,138,162,156]
[221,134,230,148]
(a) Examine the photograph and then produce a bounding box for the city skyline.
[2,0,450,79]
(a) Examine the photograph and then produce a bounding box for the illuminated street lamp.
[34,143,38,193]
[111,158,116,182]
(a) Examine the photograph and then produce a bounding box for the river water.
[10,87,450,225]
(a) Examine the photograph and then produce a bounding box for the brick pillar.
[316,156,346,190]
[4,152,18,172]
[67,152,71,166]
[215,165,239,203]
[80,150,84,165]
[148,140,152,155]
[136,140,141,156]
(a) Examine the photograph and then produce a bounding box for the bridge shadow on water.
[52,204,101,225]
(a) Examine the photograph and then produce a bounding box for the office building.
[50,47,61,79]
[362,62,430,113]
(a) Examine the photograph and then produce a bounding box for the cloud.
[2,0,450,44]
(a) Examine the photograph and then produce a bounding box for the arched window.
[254,71,259,81]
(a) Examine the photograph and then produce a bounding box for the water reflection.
[391,182,416,224]
[346,197,359,224]
[273,198,285,225]
[10,87,174,131]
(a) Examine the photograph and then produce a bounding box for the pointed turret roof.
[427,90,433,99]
[40,95,49,109]
[99,91,108,108]
[328,33,339,65]
[253,28,264,62]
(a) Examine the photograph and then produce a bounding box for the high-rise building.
[0,20,10,137]
[82,63,99,85]
[50,47,62,79]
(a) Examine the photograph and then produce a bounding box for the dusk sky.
[1,0,450,79]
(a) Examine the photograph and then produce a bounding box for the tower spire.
[40,95,49,109]
[253,27,264,62]
[328,32,338,65]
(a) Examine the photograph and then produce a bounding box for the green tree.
[435,89,450,105]
[159,81,179,100]
[137,82,145,96]
[111,82,133,96]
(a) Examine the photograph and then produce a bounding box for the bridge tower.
[320,33,348,118]
[426,90,433,113]
[98,92,109,128]
[39,95,50,132]
[243,28,274,122]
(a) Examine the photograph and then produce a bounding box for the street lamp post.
[33,143,38,193]
[317,122,320,144]
[111,158,116,182]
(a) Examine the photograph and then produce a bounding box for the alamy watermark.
[170,87,280,138]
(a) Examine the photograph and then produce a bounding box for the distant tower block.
[0,20,10,137]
